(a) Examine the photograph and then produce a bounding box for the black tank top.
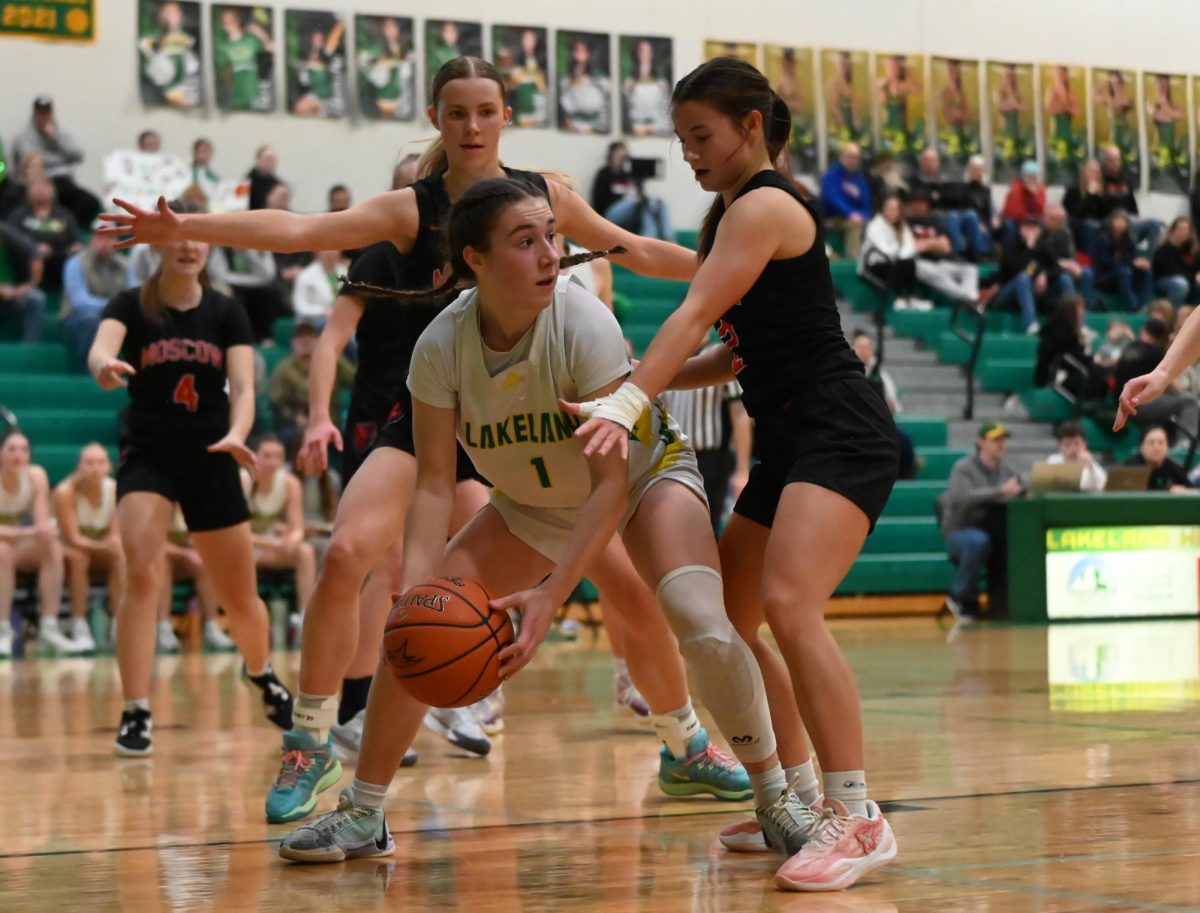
[711,170,863,419]
[345,167,551,417]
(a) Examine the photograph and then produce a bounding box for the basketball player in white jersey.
[277,177,793,863]
[55,443,124,653]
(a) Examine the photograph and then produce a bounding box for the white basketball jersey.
[0,469,33,526]
[76,478,116,539]
[409,277,683,509]
[242,471,287,534]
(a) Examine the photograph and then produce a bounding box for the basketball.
[383,576,515,708]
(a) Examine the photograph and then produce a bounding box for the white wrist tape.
[575,381,649,432]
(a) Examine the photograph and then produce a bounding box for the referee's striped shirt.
[659,382,741,453]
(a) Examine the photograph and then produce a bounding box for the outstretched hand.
[1114,368,1171,431]
[95,358,136,390]
[298,418,343,476]
[97,196,182,250]
[208,435,258,470]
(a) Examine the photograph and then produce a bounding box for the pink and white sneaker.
[773,798,896,892]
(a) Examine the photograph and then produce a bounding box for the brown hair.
[342,177,623,307]
[671,57,793,258]
[418,57,507,178]
[139,198,210,325]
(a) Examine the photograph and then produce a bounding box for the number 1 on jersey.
[173,373,199,412]
[530,456,552,489]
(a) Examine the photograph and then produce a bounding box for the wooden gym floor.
[2,615,1199,912]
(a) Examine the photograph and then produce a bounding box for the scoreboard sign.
[0,0,94,42]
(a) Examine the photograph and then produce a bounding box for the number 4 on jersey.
[173,373,199,412]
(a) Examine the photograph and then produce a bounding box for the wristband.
[575,381,649,433]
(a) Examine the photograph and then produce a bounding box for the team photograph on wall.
[557,29,611,134]
[987,60,1034,183]
[493,24,550,129]
[284,9,347,119]
[703,39,757,66]
[425,19,483,103]
[137,0,203,110]
[932,57,981,176]
[619,35,673,138]
[211,3,275,112]
[822,48,872,161]
[354,14,416,121]
[1091,67,1140,184]
[1041,63,1087,185]
[764,45,818,175]
[1145,71,1189,192]
[875,52,926,163]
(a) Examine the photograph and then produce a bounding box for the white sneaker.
[38,623,88,655]
[471,687,505,735]
[203,619,236,651]
[614,671,651,718]
[156,620,182,654]
[423,706,491,756]
[331,709,418,768]
[68,618,97,654]
[0,625,12,659]
[910,297,935,311]
[1026,322,1041,335]
[892,297,914,312]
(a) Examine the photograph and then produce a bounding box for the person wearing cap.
[267,321,354,460]
[936,423,1023,619]
[11,96,100,228]
[61,224,132,371]
[1046,421,1108,492]
[1000,160,1046,253]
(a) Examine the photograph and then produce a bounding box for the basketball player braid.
[341,177,626,305]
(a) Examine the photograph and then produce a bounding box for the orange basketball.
[383,576,515,708]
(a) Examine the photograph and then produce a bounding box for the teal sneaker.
[278,788,394,863]
[265,730,343,824]
[657,728,753,801]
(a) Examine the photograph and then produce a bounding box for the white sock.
[613,657,629,679]
[750,764,787,808]
[823,770,869,817]
[652,701,701,758]
[124,698,150,714]
[786,760,821,806]
[351,777,388,810]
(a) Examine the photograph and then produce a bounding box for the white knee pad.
[656,566,776,764]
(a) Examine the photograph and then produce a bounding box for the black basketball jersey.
[343,167,551,419]
[101,286,254,445]
[711,169,863,419]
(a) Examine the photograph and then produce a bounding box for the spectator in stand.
[995,217,1052,334]
[1094,318,1135,369]
[1046,422,1108,492]
[263,182,310,293]
[328,184,351,212]
[267,322,354,458]
[1035,295,1109,400]
[239,434,317,610]
[0,152,47,220]
[1094,209,1152,311]
[1147,298,1176,335]
[0,221,46,341]
[1037,203,1094,308]
[1126,425,1193,492]
[6,177,80,290]
[937,423,1023,620]
[820,142,871,259]
[906,192,984,308]
[191,138,220,202]
[588,141,673,241]
[851,328,915,480]
[247,144,281,210]
[1099,145,1160,250]
[11,96,100,227]
[292,249,349,327]
[61,223,131,371]
[54,443,125,652]
[207,241,284,344]
[1114,317,1198,441]
[1062,158,1105,257]
[1152,217,1200,307]
[960,155,998,255]
[391,153,420,191]
[0,430,82,657]
[138,130,162,153]
[859,195,926,311]
[1000,160,1046,251]
[914,148,990,260]
[866,150,909,213]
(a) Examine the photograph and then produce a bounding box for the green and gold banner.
[0,0,94,42]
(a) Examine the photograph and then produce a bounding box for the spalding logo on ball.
[384,576,515,708]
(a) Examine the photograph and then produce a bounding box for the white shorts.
[488,444,707,563]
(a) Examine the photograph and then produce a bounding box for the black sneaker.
[115,707,153,757]
[242,665,294,730]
